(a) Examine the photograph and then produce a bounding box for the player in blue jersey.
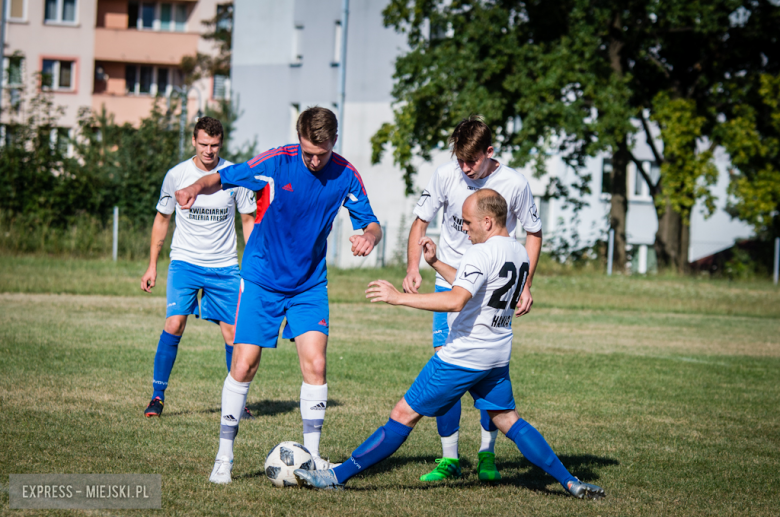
[294,189,604,500]
[174,107,382,483]
[141,117,256,419]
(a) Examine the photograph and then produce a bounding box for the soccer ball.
[264,441,314,487]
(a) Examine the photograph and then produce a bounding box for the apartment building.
[2,0,228,137]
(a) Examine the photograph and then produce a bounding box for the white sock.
[441,431,459,459]
[216,374,250,461]
[300,382,328,458]
[479,428,498,454]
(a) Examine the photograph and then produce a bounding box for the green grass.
[1,256,779,516]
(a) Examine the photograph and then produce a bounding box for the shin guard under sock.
[507,418,576,489]
[332,419,413,483]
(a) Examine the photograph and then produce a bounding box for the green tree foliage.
[374,0,780,272]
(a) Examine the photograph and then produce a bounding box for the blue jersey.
[219,144,378,294]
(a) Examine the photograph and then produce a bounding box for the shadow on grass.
[168,399,343,418]
[341,453,617,495]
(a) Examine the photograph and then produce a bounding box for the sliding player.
[141,117,256,419]
[295,189,604,500]
[404,116,542,481]
[174,107,382,483]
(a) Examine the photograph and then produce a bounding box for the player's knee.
[164,317,186,335]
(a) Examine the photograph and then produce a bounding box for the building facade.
[229,0,754,271]
[2,0,229,139]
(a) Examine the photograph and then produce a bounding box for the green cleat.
[419,458,461,481]
[477,451,501,481]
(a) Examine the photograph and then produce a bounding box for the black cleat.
[566,478,605,499]
[241,406,255,420]
[144,397,164,418]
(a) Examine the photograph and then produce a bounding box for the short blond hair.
[297,106,338,145]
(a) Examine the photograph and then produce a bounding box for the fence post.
[774,237,779,286]
[607,228,615,276]
[380,221,387,268]
[112,206,119,262]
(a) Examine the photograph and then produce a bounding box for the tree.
[373,0,780,272]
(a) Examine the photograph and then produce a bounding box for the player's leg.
[296,354,473,489]
[477,409,501,481]
[210,278,284,484]
[293,331,332,468]
[285,284,334,469]
[145,260,199,417]
[471,367,604,499]
[202,264,254,421]
[421,289,463,481]
[219,322,254,421]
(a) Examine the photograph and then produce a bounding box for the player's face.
[299,135,336,173]
[461,197,488,244]
[457,146,495,180]
[192,130,222,170]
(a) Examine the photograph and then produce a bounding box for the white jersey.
[413,161,541,288]
[156,157,256,268]
[437,236,530,371]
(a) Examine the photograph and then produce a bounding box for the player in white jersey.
[294,190,605,500]
[141,117,256,418]
[404,117,543,481]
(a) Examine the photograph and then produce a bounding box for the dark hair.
[297,106,338,145]
[193,116,224,141]
[449,116,492,161]
[474,189,507,228]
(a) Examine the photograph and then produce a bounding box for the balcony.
[94,27,199,66]
[92,93,199,126]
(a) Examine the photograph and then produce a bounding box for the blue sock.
[225,344,233,372]
[436,399,461,437]
[152,331,181,401]
[332,418,413,484]
[480,409,497,432]
[507,418,576,489]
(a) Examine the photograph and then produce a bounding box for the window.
[633,160,660,199]
[4,55,24,87]
[41,59,74,91]
[44,0,76,24]
[51,127,71,156]
[126,64,174,96]
[213,74,228,99]
[141,2,155,29]
[332,20,342,66]
[8,0,27,21]
[215,4,232,31]
[292,25,303,66]
[174,4,187,31]
[159,3,172,30]
[601,158,612,194]
[128,2,187,32]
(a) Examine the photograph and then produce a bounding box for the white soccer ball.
[264,441,314,488]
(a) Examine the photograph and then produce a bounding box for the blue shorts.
[166,260,241,325]
[432,285,451,348]
[234,277,329,348]
[404,354,516,417]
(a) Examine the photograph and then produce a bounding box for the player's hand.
[514,283,533,317]
[420,237,438,266]
[366,280,401,305]
[175,185,199,209]
[402,270,422,294]
[141,266,157,293]
[350,233,376,256]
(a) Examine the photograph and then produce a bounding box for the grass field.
[1,256,779,516]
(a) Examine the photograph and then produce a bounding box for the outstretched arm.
[366,280,471,312]
[175,173,223,209]
[349,222,382,257]
[419,237,458,286]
